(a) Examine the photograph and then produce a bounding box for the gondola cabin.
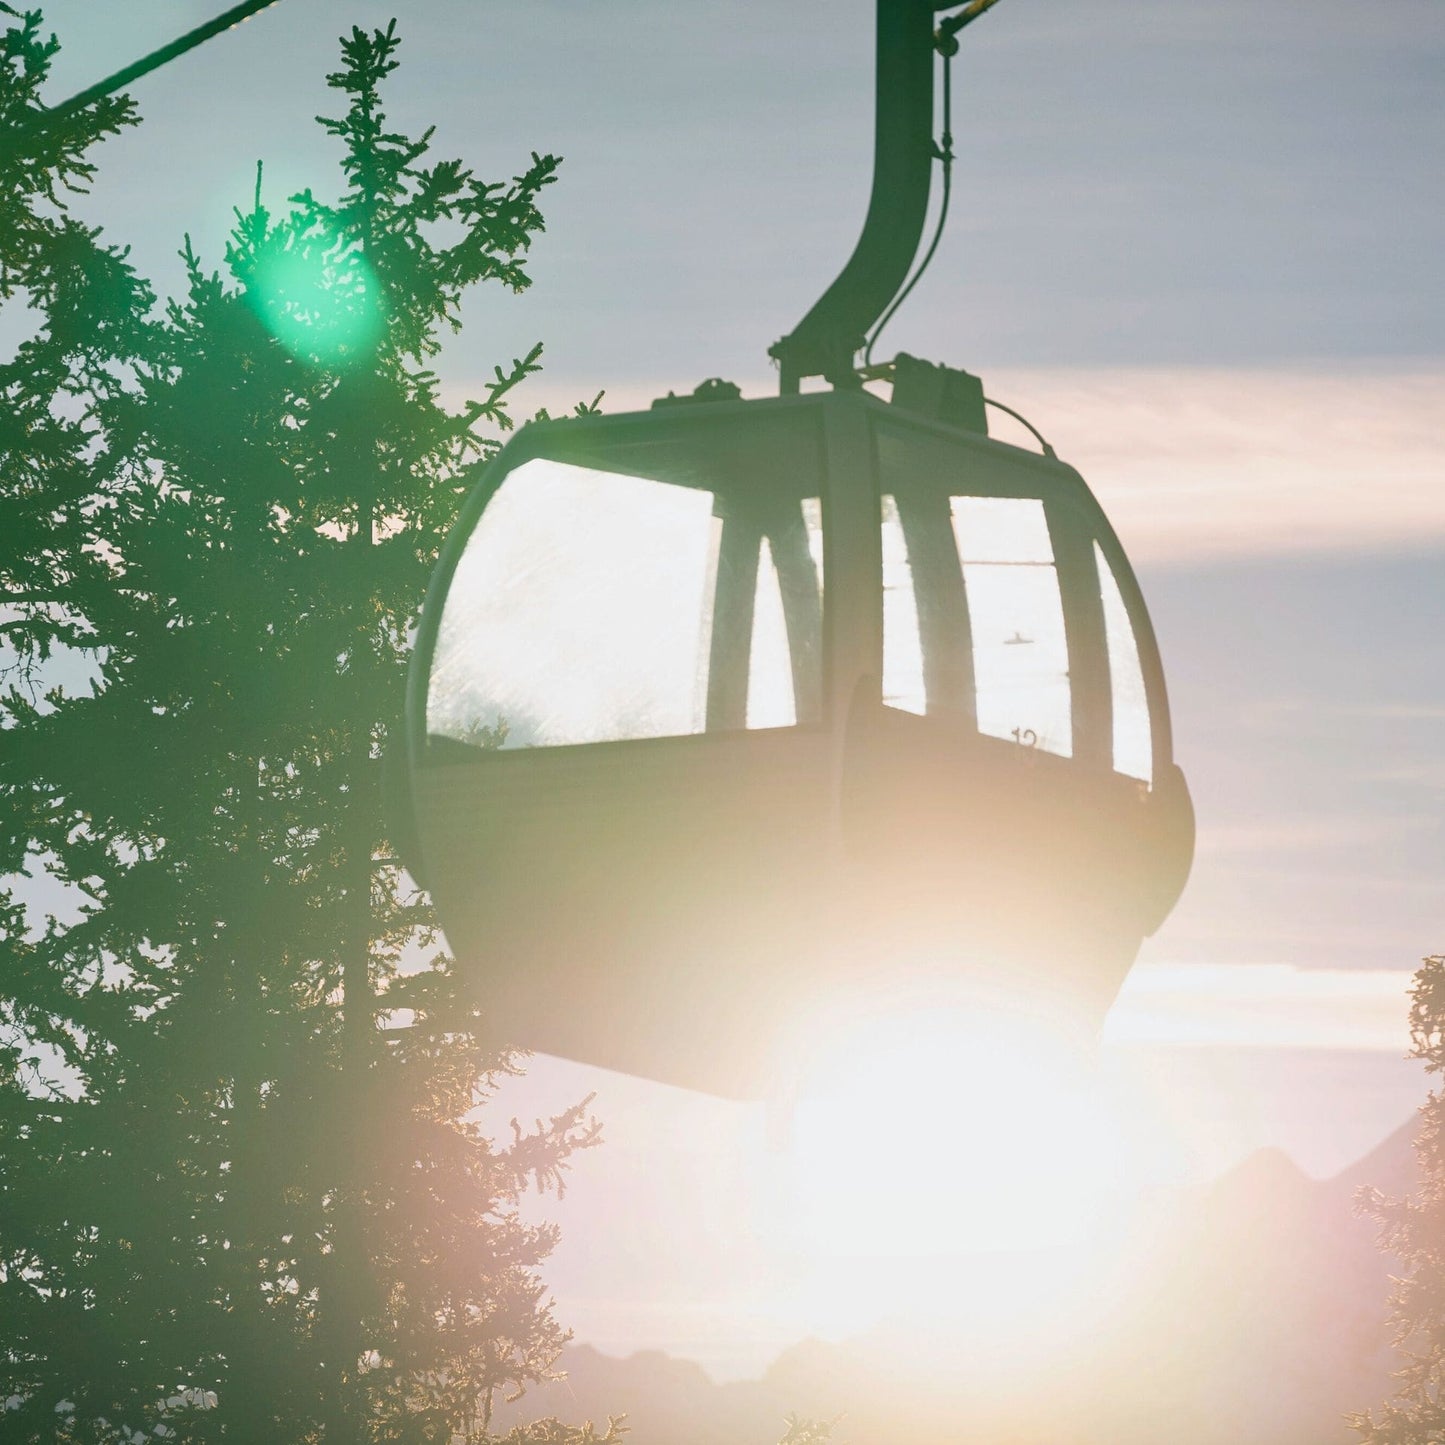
[400,368,1193,1097]
[397,0,1197,1098]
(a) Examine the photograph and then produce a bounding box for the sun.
[762,995,1162,1350]
[781,1003,1131,1256]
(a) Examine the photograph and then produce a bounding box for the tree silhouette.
[1349,955,1445,1444]
[1,17,609,1442]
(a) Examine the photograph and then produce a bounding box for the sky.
[20,0,1445,1380]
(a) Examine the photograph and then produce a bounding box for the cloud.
[1193,815,1433,859]
[1361,762,1445,793]
[1105,963,1415,1051]
[986,365,1445,563]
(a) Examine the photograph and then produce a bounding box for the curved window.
[881,494,926,715]
[880,485,1072,759]
[878,423,1091,762]
[747,537,796,729]
[1096,541,1152,784]
[428,457,823,749]
[953,497,1071,758]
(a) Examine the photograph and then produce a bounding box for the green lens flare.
[248,243,385,368]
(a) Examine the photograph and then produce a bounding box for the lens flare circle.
[248,242,385,368]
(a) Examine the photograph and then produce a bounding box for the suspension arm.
[769,0,1004,392]
[769,0,937,391]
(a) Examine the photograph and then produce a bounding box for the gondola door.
[409,400,852,1096]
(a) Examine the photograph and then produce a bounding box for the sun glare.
[782,1005,1133,1258]
[756,999,1168,1356]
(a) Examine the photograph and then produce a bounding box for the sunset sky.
[28,0,1445,1379]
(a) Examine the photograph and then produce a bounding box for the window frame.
[412,397,834,766]
[868,409,1171,783]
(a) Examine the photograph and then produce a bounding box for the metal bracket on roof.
[651,378,744,409]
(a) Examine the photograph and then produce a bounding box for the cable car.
[394,0,1194,1097]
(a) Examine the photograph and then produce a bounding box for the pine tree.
[0,6,152,797]
[1,17,613,1442]
[1349,955,1445,1444]
[1,22,158,1426]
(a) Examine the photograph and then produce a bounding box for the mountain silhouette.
[497,1123,1423,1444]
